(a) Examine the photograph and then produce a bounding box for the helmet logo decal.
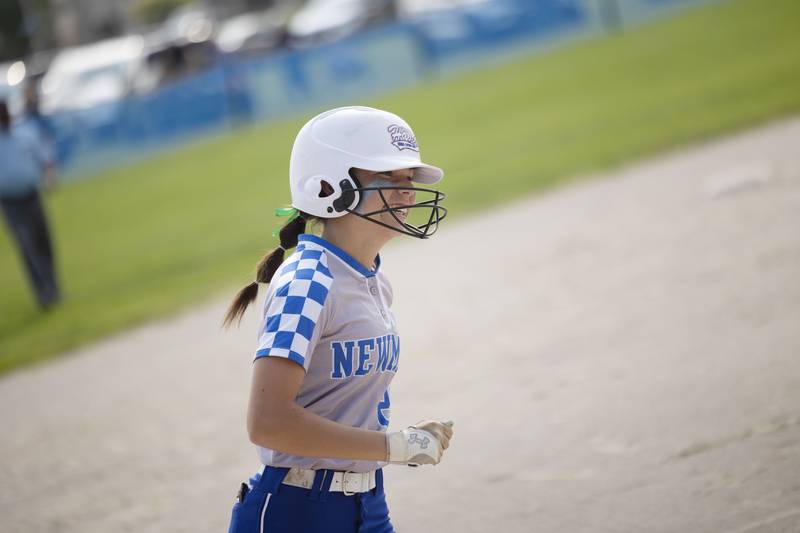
[387,124,419,152]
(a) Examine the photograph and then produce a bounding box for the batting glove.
[386,420,454,466]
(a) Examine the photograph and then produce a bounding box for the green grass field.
[1,0,799,373]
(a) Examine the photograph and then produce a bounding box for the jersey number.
[377,390,390,427]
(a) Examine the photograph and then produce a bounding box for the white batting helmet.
[289,106,445,220]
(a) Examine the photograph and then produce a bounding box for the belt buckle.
[342,470,356,496]
[342,470,355,496]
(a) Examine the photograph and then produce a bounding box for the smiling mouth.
[390,206,408,221]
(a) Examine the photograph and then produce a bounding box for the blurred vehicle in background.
[39,35,146,115]
[133,4,220,92]
[287,0,397,47]
[36,35,147,158]
[136,37,221,94]
[397,0,488,17]
[0,61,27,117]
[159,4,217,47]
[215,8,291,56]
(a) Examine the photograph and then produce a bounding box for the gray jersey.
[253,233,398,472]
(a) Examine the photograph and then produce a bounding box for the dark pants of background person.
[0,189,60,309]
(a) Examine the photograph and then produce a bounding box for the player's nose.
[397,179,415,199]
[397,188,415,205]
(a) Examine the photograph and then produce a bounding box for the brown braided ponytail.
[222,212,311,327]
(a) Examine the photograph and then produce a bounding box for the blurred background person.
[0,99,61,310]
[23,75,57,148]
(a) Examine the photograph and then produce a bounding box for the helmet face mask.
[346,181,447,239]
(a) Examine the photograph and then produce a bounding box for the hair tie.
[275,206,300,219]
[272,206,302,237]
[277,245,286,251]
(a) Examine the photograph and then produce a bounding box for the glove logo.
[407,432,430,449]
[387,124,419,152]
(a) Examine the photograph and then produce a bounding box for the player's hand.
[386,420,454,466]
[412,419,454,451]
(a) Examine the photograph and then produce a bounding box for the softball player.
[224,106,454,533]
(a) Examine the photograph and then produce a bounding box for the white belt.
[282,467,377,496]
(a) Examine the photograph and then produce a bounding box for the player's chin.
[380,210,408,234]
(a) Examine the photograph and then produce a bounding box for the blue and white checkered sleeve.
[254,248,334,369]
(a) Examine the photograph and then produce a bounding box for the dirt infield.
[1,117,798,533]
